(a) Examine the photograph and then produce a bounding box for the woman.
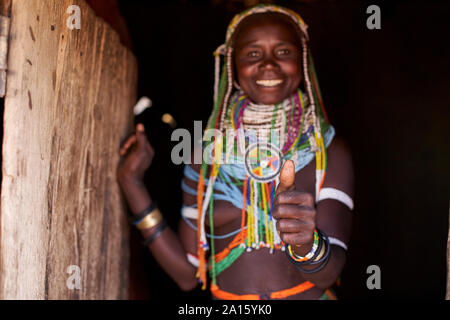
[117,4,354,300]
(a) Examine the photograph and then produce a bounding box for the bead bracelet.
[295,231,331,273]
[290,229,325,266]
[286,229,320,262]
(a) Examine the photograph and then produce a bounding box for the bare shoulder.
[328,136,352,160]
[324,136,354,197]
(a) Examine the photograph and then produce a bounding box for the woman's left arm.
[273,137,354,289]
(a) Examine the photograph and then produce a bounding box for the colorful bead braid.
[196,4,331,290]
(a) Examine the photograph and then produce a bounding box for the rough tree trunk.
[0,0,137,299]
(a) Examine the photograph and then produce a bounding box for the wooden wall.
[0,0,11,17]
[447,206,450,300]
[0,0,11,97]
[0,0,137,299]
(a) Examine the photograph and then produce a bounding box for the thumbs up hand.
[273,160,316,248]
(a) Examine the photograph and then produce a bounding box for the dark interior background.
[112,0,449,300]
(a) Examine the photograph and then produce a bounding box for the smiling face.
[233,13,303,105]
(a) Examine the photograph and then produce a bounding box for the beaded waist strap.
[210,281,315,300]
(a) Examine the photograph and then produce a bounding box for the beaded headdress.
[195,4,332,290]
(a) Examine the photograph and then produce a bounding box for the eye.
[247,51,260,58]
[277,49,290,55]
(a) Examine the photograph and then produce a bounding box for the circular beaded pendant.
[244,142,283,182]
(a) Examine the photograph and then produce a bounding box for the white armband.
[187,253,199,267]
[318,187,354,210]
[182,206,198,220]
[328,237,348,251]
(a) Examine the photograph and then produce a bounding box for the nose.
[259,54,279,71]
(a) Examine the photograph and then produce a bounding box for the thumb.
[276,160,296,195]
[135,123,147,142]
[136,123,145,133]
[135,123,151,151]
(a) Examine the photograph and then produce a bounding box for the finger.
[124,134,137,147]
[275,218,308,234]
[274,190,315,207]
[135,123,150,147]
[279,231,314,246]
[272,203,315,220]
[137,124,155,155]
[120,135,137,155]
[275,160,295,195]
[136,123,145,133]
[120,135,136,149]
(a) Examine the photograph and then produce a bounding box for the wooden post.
[0,0,137,299]
[0,0,12,16]
[447,203,450,300]
[0,0,11,97]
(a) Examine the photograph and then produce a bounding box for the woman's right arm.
[117,124,199,291]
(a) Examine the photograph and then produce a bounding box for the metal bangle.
[309,230,331,266]
[142,220,168,247]
[136,208,163,230]
[131,202,157,226]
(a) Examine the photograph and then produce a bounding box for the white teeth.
[256,79,283,87]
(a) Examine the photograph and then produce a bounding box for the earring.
[234,80,242,90]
